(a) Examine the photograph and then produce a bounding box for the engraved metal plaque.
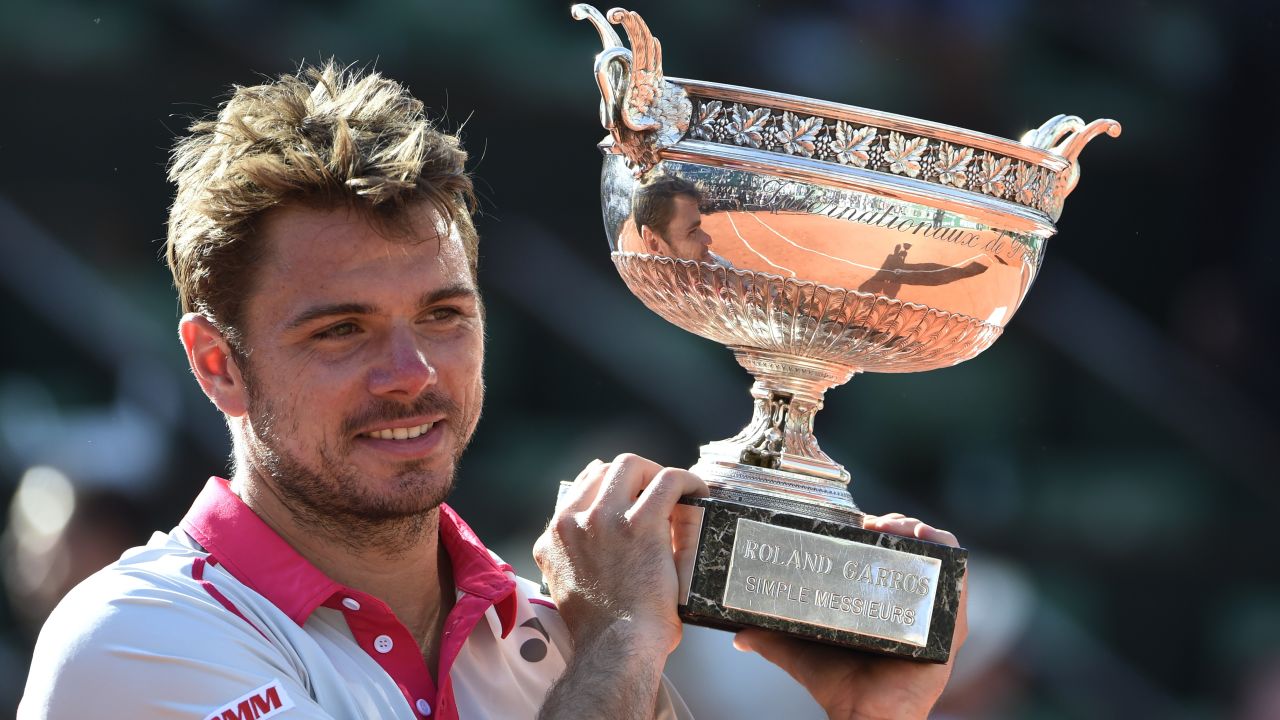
[723,519,941,646]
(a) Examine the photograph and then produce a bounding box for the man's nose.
[369,325,437,398]
[700,229,713,246]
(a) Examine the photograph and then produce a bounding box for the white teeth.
[365,422,433,441]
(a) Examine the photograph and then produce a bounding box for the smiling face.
[228,202,485,530]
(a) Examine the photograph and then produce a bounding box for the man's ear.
[178,313,248,418]
[639,225,661,254]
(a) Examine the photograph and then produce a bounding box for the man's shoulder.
[52,529,210,615]
[26,528,260,673]
[20,530,302,719]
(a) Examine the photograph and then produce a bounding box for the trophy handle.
[605,7,667,134]
[1023,115,1122,198]
[573,4,692,173]
[572,4,629,132]
[593,47,632,132]
[571,4,624,48]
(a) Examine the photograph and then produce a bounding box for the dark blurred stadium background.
[1,1,1277,718]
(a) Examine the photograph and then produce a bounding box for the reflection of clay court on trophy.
[698,210,1013,324]
[617,206,1026,338]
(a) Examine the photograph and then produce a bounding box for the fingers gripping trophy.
[568,4,1119,662]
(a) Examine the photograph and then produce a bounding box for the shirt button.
[373,635,394,653]
[416,698,432,716]
[342,597,361,611]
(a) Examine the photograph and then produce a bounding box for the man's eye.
[428,307,462,322]
[316,322,359,339]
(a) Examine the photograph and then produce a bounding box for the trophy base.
[674,495,966,663]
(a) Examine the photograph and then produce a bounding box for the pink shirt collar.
[178,477,518,635]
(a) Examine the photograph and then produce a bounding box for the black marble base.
[677,496,967,663]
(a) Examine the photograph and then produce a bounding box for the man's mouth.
[361,422,436,441]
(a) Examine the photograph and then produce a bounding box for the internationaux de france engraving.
[723,519,941,646]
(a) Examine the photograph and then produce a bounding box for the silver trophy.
[571,5,1118,661]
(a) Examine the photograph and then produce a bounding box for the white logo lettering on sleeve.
[204,680,295,720]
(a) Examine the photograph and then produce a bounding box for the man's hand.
[732,514,968,720]
[533,454,707,719]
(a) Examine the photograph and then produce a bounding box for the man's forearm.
[538,619,669,720]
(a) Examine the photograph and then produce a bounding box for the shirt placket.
[325,591,437,718]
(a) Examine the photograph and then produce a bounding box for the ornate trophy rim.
[670,76,1077,171]
[575,3,1119,224]
[610,135,1058,237]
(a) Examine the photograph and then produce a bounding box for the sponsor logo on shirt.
[204,681,295,720]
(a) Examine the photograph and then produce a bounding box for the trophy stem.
[691,347,863,523]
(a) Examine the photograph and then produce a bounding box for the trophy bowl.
[570,4,1119,661]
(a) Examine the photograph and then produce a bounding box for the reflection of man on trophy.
[631,175,735,269]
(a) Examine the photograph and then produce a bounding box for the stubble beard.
[241,378,480,555]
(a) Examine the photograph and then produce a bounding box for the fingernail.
[732,635,751,652]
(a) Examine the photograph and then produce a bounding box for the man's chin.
[374,467,456,510]
[336,487,453,523]
[295,456,456,522]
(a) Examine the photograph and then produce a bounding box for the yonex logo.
[204,681,295,720]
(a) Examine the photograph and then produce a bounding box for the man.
[633,175,732,268]
[21,63,965,719]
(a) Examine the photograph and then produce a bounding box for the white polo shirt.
[20,477,691,719]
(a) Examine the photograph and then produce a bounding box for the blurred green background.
[1,1,1276,718]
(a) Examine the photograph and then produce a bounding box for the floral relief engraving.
[976,153,1014,198]
[885,132,929,178]
[935,143,974,188]
[1011,165,1042,205]
[774,112,824,157]
[681,97,1058,213]
[728,103,771,148]
[831,122,877,167]
[1039,171,1062,214]
[690,100,723,140]
[1018,166,1049,204]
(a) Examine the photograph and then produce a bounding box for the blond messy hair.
[165,61,477,349]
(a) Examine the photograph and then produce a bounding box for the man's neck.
[229,470,456,676]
